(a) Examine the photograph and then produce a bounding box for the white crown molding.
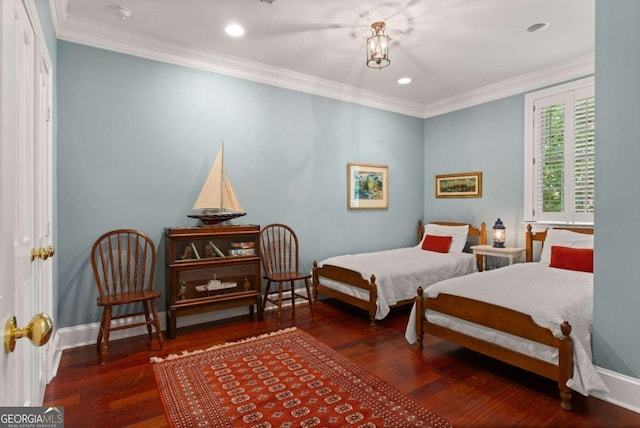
[50,1,594,120]
[50,0,68,36]
[52,7,426,118]
[50,0,595,119]
[423,54,595,118]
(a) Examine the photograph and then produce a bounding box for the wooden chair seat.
[264,272,311,282]
[97,290,162,306]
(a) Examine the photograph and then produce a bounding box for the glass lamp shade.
[492,218,505,248]
[367,22,390,69]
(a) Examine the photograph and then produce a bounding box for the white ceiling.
[52,0,595,118]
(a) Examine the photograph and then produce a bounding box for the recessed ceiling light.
[527,22,550,33]
[113,6,132,21]
[397,77,412,85]
[225,24,245,37]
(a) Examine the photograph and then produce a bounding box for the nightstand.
[471,244,525,271]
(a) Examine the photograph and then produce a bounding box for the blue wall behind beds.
[56,41,425,329]
[423,95,524,247]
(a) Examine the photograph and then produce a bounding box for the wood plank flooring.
[44,300,640,427]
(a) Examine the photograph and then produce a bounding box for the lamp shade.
[492,218,505,248]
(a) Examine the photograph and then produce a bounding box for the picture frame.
[347,162,388,210]
[435,171,482,198]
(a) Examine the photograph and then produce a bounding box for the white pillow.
[539,228,594,265]
[417,224,469,253]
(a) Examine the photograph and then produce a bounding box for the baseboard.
[56,290,307,351]
[57,307,251,351]
[593,367,640,414]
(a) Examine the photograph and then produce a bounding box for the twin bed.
[313,220,605,410]
[406,224,606,410]
[312,221,487,325]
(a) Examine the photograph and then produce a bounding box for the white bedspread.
[404,262,608,396]
[318,247,477,320]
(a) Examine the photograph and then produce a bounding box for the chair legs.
[98,306,112,366]
[142,301,165,350]
[263,279,314,321]
[262,279,273,316]
[150,301,164,351]
[303,278,313,314]
[96,301,164,365]
[290,281,295,318]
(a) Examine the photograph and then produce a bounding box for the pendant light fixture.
[367,21,391,69]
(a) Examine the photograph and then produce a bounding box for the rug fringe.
[150,327,298,363]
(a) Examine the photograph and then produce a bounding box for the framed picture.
[435,171,482,198]
[347,162,388,209]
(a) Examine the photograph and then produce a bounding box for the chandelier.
[367,21,390,69]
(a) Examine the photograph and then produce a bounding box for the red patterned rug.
[152,327,450,427]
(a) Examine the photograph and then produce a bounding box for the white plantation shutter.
[525,77,595,224]
[536,98,566,222]
[573,92,595,222]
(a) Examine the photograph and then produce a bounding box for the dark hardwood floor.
[44,300,640,427]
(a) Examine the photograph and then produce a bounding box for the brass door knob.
[4,313,53,353]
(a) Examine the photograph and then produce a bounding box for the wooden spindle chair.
[91,229,164,365]
[259,224,313,321]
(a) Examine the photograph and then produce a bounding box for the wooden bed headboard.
[525,224,594,262]
[418,220,487,246]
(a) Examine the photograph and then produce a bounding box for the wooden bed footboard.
[312,261,378,325]
[415,287,574,411]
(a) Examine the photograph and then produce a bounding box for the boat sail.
[188,144,246,225]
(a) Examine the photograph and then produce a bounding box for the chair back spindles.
[260,224,299,276]
[92,229,156,299]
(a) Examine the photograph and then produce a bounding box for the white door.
[0,0,54,406]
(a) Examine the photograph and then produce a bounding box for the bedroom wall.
[423,95,524,249]
[593,0,640,379]
[56,41,425,328]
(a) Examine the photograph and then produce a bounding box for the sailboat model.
[188,144,246,225]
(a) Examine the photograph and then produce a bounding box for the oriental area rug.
[152,327,450,428]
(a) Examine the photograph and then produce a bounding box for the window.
[524,77,595,224]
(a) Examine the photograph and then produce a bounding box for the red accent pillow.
[549,246,593,273]
[421,235,453,253]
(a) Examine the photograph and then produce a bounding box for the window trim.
[524,76,595,225]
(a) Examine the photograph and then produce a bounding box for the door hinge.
[46,106,51,122]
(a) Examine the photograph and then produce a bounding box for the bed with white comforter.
[312,221,486,326]
[319,247,477,320]
[406,262,608,398]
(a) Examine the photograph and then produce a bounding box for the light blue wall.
[56,42,425,328]
[593,0,640,378]
[424,96,524,248]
